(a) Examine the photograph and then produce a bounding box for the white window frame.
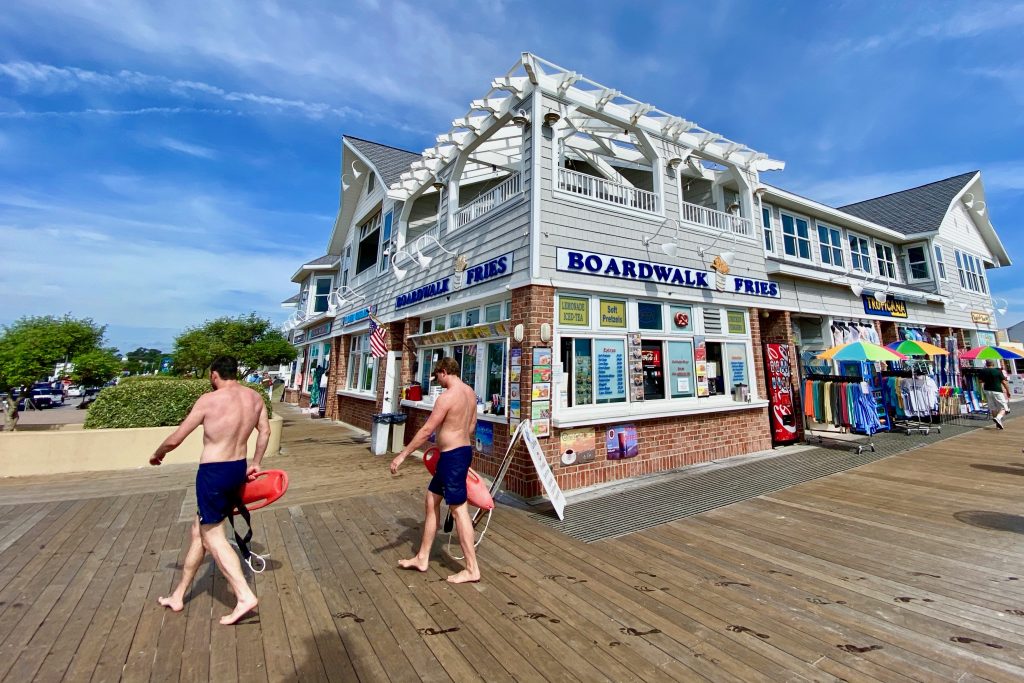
[355,211,382,276]
[905,243,931,283]
[366,172,376,194]
[377,210,394,275]
[955,250,987,293]
[415,339,509,416]
[779,211,813,262]
[848,231,872,274]
[311,276,334,314]
[874,242,898,281]
[761,203,776,255]
[933,244,947,281]
[815,222,844,270]
[346,334,378,394]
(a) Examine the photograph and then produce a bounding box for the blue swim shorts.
[427,445,472,506]
[196,459,248,525]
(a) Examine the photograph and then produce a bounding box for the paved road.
[14,402,88,426]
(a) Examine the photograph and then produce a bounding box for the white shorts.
[987,390,1009,413]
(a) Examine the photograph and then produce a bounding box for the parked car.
[67,385,84,398]
[18,384,57,409]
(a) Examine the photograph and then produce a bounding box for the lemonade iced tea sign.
[559,296,589,326]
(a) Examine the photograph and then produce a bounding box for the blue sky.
[1,1,1022,352]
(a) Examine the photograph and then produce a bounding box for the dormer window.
[356,211,382,274]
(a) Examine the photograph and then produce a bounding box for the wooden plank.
[61,492,172,681]
[89,490,183,682]
[357,493,567,682]
[301,500,450,683]
[247,506,300,681]
[31,494,147,682]
[2,495,132,682]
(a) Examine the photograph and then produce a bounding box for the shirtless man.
[150,356,270,625]
[390,357,480,583]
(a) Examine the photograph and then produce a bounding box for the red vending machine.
[765,343,799,445]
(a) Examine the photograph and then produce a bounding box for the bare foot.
[158,595,184,612]
[446,569,481,584]
[220,596,258,625]
[398,557,429,572]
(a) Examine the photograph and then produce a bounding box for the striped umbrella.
[960,345,1024,361]
[816,341,908,362]
[886,340,949,357]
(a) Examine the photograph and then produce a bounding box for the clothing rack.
[802,374,877,454]
[879,364,940,435]
[829,320,881,345]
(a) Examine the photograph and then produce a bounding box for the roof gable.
[837,171,978,236]
[344,136,419,188]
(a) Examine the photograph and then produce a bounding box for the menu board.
[574,352,592,404]
[595,339,626,402]
[694,335,709,397]
[510,347,522,421]
[668,340,694,398]
[628,333,644,401]
[728,344,747,385]
[531,347,552,437]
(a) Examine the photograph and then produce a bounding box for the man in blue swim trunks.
[149,356,271,624]
[391,356,481,583]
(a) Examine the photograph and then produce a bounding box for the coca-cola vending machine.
[765,343,799,445]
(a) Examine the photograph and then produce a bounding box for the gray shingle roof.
[344,136,420,188]
[837,171,977,236]
[281,293,299,304]
[304,253,339,267]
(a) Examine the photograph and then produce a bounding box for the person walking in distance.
[150,356,271,624]
[390,357,481,584]
[982,359,1010,429]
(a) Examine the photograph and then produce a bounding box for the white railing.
[453,173,522,230]
[680,200,754,237]
[557,167,659,213]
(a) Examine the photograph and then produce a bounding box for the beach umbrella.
[816,341,908,362]
[886,340,949,357]
[960,345,1024,361]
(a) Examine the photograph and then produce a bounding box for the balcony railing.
[453,173,522,230]
[680,201,753,237]
[557,167,659,213]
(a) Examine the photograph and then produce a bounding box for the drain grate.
[532,420,993,543]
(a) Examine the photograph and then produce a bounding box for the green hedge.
[84,379,272,429]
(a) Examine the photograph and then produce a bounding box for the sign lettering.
[559,296,590,326]
[862,295,908,318]
[396,252,513,310]
[556,248,780,299]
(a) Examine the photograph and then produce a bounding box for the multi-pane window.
[366,172,375,194]
[347,334,376,392]
[849,235,871,273]
[417,342,507,414]
[312,277,333,313]
[817,224,844,268]
[934,245,947,280]
[761,206,775,253]
[378,211,393,273]
[955,250,987,293]
[780,213,811,260]
[341,244,351,287]
[356,211,382,274]
[906,245,930,281]
[875,243,897,279]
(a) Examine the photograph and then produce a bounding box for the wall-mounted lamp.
[414,234,458,269]
[726,202,741,215]
[641,218,680,257]
[431,176,445,192]
[963,192,975,209]
[350,160,363,180]
[697,229,738,267]
[512,109,530,128]
[540,323,552,344]
[391,250,417,281]
[543,111,560,126]
[992,297,1009,316]
[341,173,355,192]
[513,324,525,343]
[850,283,865,298]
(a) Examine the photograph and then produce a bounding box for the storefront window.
[595,338,626,404]
[505,300,513,320]
[420,348,444,392]
[485,303,502,323]
[726,343,749,401]
[638,302,663,331]
[454,344,478,388]
[421,319,432,334]
[449,311,463,328]
[434,316,446,332]
[667,341,695,398]
[465,308,481,325]
[485,341,506,412]
[640,340,665,399]
[726,310,746,335]
[347,334,376,392]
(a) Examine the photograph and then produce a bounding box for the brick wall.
[753,308,803,441]
[325,334,349,421]
[880,321,899,345]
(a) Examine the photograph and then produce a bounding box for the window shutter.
[703,308,723,335]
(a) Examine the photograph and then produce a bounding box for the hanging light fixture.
[391,250,417,280]
[414,234,458,269]
[641,218,679,257]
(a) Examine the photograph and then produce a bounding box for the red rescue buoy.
[422,447,494,511]
[238,469,289,511]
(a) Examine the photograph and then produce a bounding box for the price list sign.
[596,340,626,402]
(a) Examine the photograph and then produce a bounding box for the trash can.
[389,413,408,453]
[371,413,407,455]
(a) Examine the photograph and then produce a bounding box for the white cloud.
[154,136,217,159]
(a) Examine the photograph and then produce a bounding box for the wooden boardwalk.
[0,407,1022,681]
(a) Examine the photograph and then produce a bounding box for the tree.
[0,315,108,426]
[123,347,164,375]
[70,348,122,400]
[172,313,296,377]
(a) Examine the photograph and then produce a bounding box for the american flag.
[369,319,389,358]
